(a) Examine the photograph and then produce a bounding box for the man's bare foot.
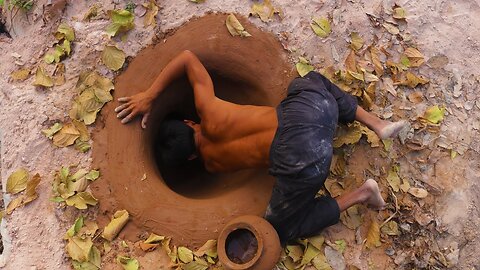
[361,179,386,210]
[376,120,408,140]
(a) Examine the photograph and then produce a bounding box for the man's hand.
[115,91,153,129]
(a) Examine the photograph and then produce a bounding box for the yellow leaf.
[33,66,54,87]
[392,6,407,20]
[399,179,411,193]
[422,105,445,124]
[6,168,29,194]
[117,256,139,270]
[140,233,165,252]
[381,220,400,236]
[106,10,135,37]
[250,0,281,23]
[296,57,314,77]
[10,68,31,81]
[333,124,363,147]
[53,122,80,147]
[194,239,217,257]
[307,235,325,250]
[400,72,429,88]
[143,0,159,27]
[386,165,401,192]
[183,261,209,270]
[102,45,126,71]
[301,244,321,265]
[382,22,399,35]
[6,197,24,215]
[23,173,41,204]
[225,14,251,37]
[102,210,129,241]
[65,192,98,209]
[83,4,100,21]
[178,246,194,263]
[66,235,93,262]
[365,219,381,249]
[286,245,304,263]
[55,23,75,41]
[340,205,362,229]
[408,187,428,198]
[403,47,424,67]
[54,63,66,86]
[312,253,332,270]
[310,17,331,38]
[349,32,364,51]
[324,178,344,197]
[72,120,90,142]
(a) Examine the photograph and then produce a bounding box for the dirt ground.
[0,0,479,269]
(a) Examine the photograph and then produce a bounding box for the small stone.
[400,223,411,232]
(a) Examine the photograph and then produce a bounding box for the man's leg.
[308,72,407,139]
[335,178,386,211]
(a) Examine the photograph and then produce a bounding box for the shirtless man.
[115,50,406,244]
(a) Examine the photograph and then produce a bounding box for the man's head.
[156,119,199,166]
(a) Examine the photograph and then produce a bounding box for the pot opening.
[148,69,269,199]
[225,228,259,265]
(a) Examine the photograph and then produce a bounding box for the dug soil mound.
[91,13,295,247]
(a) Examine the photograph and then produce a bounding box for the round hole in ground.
[225,228,259,265]
[147,68,270,199]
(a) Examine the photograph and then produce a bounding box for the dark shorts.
[265,71,358,244]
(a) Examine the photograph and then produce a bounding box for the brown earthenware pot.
[217,215,281,270]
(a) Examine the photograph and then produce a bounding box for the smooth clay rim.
[218,221,264,270]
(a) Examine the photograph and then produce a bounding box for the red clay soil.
[91,13,296,247]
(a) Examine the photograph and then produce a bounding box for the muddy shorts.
[265,71,358,244]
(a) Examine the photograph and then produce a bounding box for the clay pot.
[217,215,281,270]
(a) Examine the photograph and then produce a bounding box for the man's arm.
[115,50,215,128]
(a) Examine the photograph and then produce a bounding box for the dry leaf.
[408,187,428,198]
[349,32,364,51]
[250,0,281,23]
[381,220,400,236]
[422,105,445,124]
[301,244,321,265]
[382,22,399,35]
[312,252,332,270]
[6,168,29,194]
[340,205,362,229]
[143,0,159,27]
[33,66,54,87]
[102,45,126,71]
[296,57,314,77]
[10,68,31,81]
[400,72,429,88]
[102,210,129,241]
[194,239,217,257]
[387,165,401,192]
[72,120,90,142]
[117,256,139,270]
[370,47,383,76]
[65,192,98,210]
[345,50,357,73]
[53,122,80,147]
[287,245,304,263]
[407,91,423,103]
[311,17,331,38]
[83,4,100,21]
[54,63,65,86]
[178,246,194,263]
[403,47,425,67]
[225,14,251,37]
[140,233,165,252]
[392,6,407,20]
[365,219,381,249]
[42,123,63,139]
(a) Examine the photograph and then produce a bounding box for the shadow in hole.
[147,69,270,199]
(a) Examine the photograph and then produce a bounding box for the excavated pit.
[92,13,296,247]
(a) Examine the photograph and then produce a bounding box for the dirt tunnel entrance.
[92,13,296,247]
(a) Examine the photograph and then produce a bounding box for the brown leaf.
[403,48,425,67]
[345,50,357,73]
[53,122,80,147]
[407,91,423,103]
[370,47,383,76]
[54,63,66,86]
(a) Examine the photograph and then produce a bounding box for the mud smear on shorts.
[91,13,295,247]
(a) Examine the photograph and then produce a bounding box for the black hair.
[156,119,196,166]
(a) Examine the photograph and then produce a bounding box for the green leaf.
[178,246,194,263]
[106,9,135,37]
[423,105,444,124]
[102,45,126,71]
[102,210,130,241]
[85,170,100,181]
[75,140,91,153]
[296,57,314,77]
[66,216,85,239]
[310,17,331,38]
[56,23,75,41]
[225,14,251,37]
[117,256,139,270]
[6,168,29,194]
[53,122,81,147]
[42,123,63,139]
[33,66,54,87]
[65,192,98,210]
[88,246,101,268]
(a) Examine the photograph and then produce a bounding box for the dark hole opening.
[225,228,258,265]
[149,69,270,199]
